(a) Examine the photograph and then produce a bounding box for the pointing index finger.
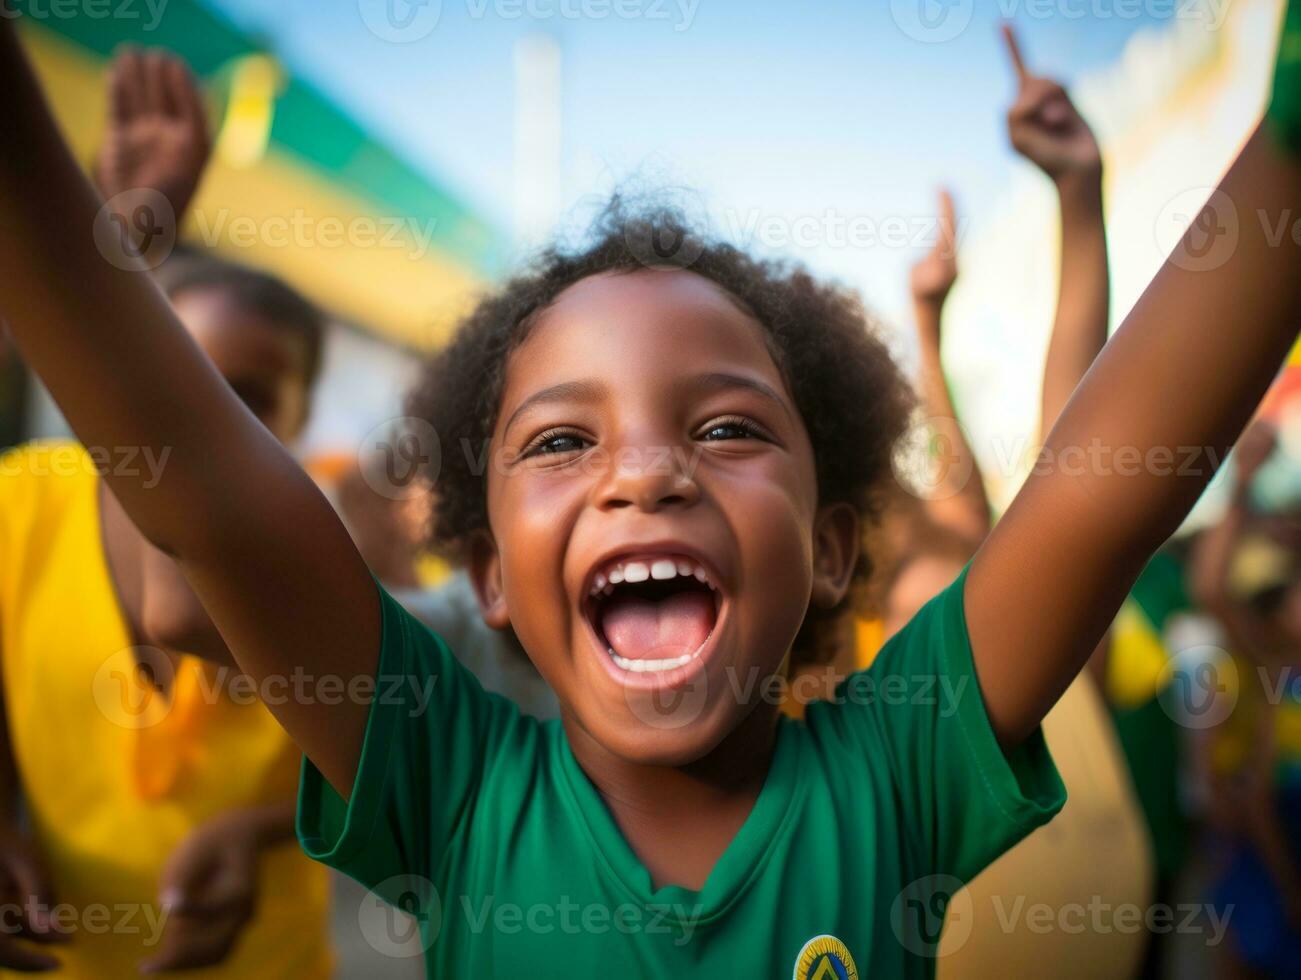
[937,188,956,249]
[1001,22,1029,86]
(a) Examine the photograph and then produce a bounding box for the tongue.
[601,590,714,662]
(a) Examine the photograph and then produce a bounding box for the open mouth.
[583,555,721,673]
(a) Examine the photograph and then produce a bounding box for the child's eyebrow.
[502,373,793,437]
[502,379,607,436]
[691,372,794,420]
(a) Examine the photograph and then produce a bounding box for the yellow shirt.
[0,443,331,979]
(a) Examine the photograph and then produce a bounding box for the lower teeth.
[609,650,696,672]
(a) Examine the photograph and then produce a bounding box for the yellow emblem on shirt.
[793,934,858,980]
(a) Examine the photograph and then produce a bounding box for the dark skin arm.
[908,189,993,549]
[905,29,1111,550]
[0,18,376,797]
[1001,25,1112,435]
[967,113,1301,749]
[94,48,236,667]
[1003,25,1116,687]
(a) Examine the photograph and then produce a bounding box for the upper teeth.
[589,556,714,596]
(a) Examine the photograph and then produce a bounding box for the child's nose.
[593,443,702,512]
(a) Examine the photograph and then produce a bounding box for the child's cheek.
[707,451,819,561]
[713,460,818,648]
[501,469,587,544]
[492,468,587,603]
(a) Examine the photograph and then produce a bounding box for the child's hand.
[0,827,67,971]
[94,48,210,229]
[909,188,959,310]
[140,811,264,974]
[1002,24,1102,184]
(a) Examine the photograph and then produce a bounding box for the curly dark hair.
[409,199,914,666]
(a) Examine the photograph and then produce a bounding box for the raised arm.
[908,189,992,546]
[967,24,1301,749]
[0,17,376,795]
[1003,26,1117,684]
[1000,25,1111,438]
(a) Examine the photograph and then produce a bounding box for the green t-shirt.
[297,567,1065,978]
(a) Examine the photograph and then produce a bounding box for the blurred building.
[11,0,504,456]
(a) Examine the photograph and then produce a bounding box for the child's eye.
[524,430,589,458]
[698,417,768,442]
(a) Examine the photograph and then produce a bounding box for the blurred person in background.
[1100,547,1194,979]
[0,49,333,976]
[327,452,558,720]
[1190,420,1301,979]
[852,27,1155,978]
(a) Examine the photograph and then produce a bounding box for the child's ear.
[810,502,860,609]
[467,531,511,630]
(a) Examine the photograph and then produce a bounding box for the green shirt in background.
[298,566,1065,978]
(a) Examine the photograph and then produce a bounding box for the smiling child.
[3,7,1301,977]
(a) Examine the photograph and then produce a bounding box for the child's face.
[173,288,312,442]
[126,288,312,654]
[474,269,857,765]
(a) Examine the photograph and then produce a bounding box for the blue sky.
[204,0,1172,320]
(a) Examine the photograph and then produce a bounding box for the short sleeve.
[818,564,1065,885]
[296,580,529,891]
